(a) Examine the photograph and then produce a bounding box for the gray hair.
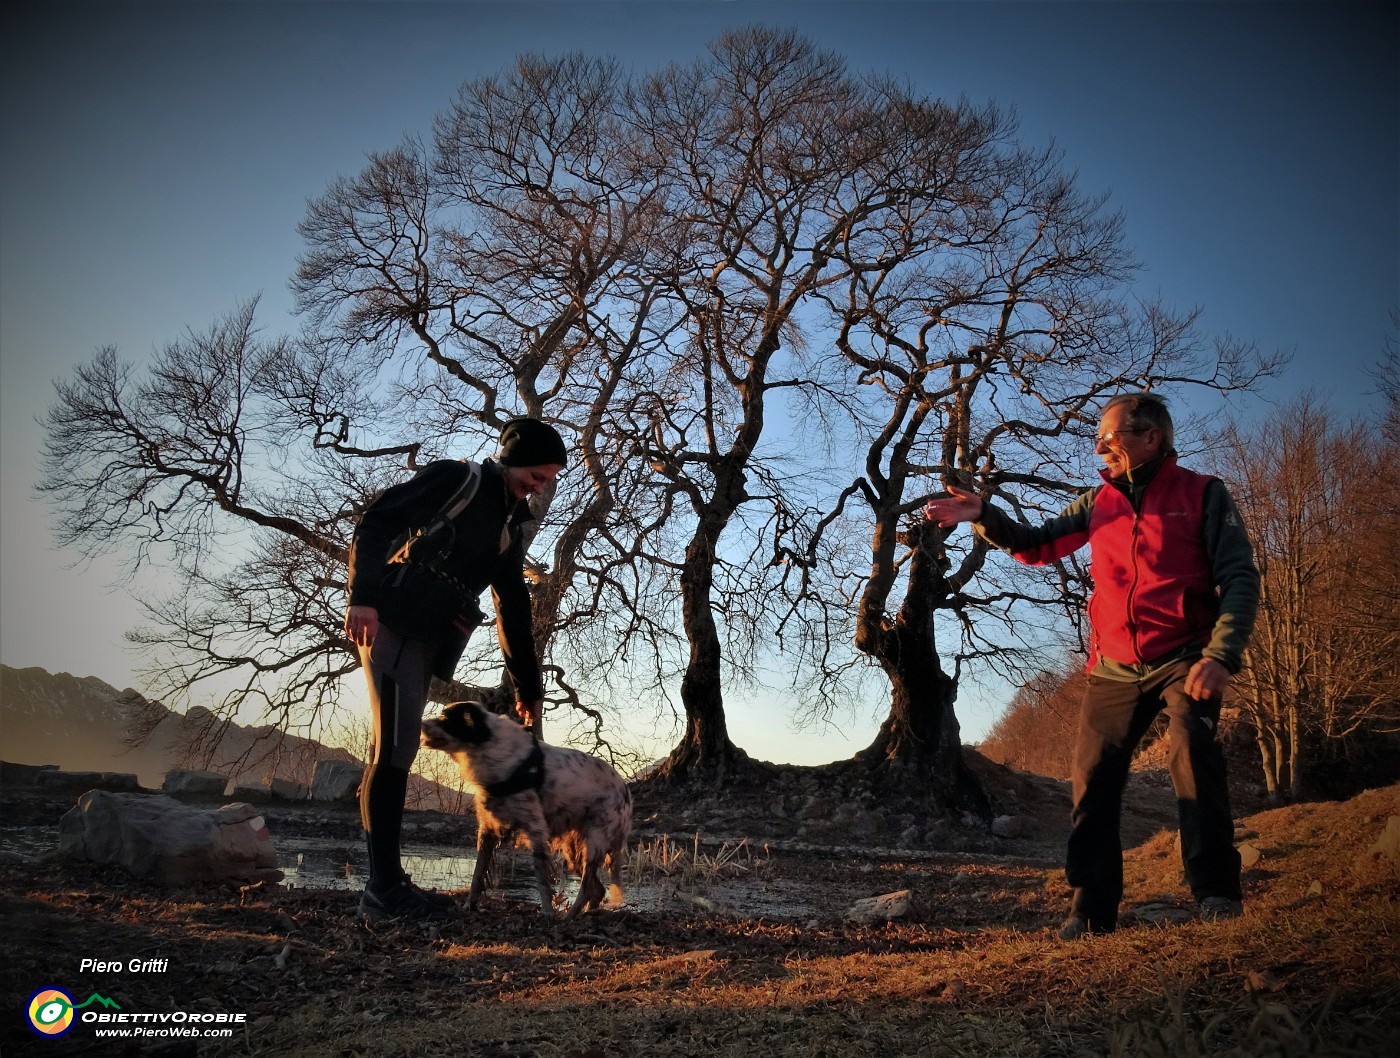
[1103,392,1174,450]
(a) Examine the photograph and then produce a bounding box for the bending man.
[344,417,567,923]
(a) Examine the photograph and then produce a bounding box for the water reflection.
[278,836,572,902]
[2,826,819,918]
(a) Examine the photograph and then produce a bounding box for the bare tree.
[39,300,367,747]
[625,29,888,779]
[1217,395,1400,801]
[771,88,1284,804]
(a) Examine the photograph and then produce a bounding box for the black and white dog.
[420,701,631,922]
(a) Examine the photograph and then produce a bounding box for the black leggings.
[358,627,438,889]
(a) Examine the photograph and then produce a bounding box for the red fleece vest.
[1087,457,1218,668]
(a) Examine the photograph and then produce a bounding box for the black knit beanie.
[497,417,568,468]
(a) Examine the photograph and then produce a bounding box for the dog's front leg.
[526,826,557,921]
[467,828,498,911]
[513,798,557,921]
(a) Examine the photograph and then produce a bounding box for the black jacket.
[347,459,544,697]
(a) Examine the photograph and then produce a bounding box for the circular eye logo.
[27,988,75,1036]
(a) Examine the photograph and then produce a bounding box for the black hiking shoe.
[1198,897,1243,922]
[1056,914,1115,941]
[401,874,455,910]
[358,879,452,924]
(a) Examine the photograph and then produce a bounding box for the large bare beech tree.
[766,95,1283,804]
[40,27,1283,794]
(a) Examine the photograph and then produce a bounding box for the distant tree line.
[39,28,1280,807]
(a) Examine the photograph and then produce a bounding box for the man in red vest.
[925,392,1259,940]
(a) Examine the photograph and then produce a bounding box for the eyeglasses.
[1096,428,1149,445]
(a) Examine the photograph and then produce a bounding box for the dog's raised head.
[420,700,493,751]
[421,701,535,792]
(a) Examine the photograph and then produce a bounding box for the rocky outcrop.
[309,760,363,803]
[58,790,282,885]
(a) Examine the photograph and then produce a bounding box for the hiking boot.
[358,879,452,924]
[1198,897,1243,922]
[400,874,454,910]
[1056,914,1114,941]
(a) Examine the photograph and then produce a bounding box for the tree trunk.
[1256,732,1280,806]
[657,507,751,782]
[855,520,987,814]
[1288,699,1303,801]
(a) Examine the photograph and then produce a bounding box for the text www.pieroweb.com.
[86,1011,243,1039]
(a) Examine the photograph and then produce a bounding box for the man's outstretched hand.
[924,484,983,527]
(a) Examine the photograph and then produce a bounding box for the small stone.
[845,889,917,924]
[991,814,1024,838]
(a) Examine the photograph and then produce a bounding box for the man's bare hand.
[344,605,379,648]
[1185,657,1231,701]
[924,484,983,527]
[516,699,543,730]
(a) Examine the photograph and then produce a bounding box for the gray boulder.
[309,759,363,803]
[36,770,140,792]
[269,778,307,802]
[229,780,272,803]
[59,790,282,885]
[162,770,229,797]
[991,814,1026,838]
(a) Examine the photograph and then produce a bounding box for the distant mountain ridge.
[0,664,359,789]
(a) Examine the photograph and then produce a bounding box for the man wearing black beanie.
[343,417,567,923]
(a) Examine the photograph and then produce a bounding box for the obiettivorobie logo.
[24,986,247,1041]
[26,988,121,1037]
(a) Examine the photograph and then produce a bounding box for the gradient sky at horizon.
[2,1,1396,764]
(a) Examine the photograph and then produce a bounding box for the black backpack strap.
[387,460,482,565]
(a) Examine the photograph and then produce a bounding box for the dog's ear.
[438,700,491,744]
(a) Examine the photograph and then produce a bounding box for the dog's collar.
[484,741,545,798]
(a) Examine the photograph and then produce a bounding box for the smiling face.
[502,463,564,503]
[1095,403,1164,479]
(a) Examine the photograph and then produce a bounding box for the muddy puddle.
[2,826,830,919]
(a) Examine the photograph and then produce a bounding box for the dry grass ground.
[2,779,1396,1058]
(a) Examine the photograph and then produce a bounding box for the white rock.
[845,889,916,924]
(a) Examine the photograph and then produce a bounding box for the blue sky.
[2,1,1396,764]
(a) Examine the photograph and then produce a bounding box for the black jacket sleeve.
[1200,479,1261,673]
[490,531,545,701]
